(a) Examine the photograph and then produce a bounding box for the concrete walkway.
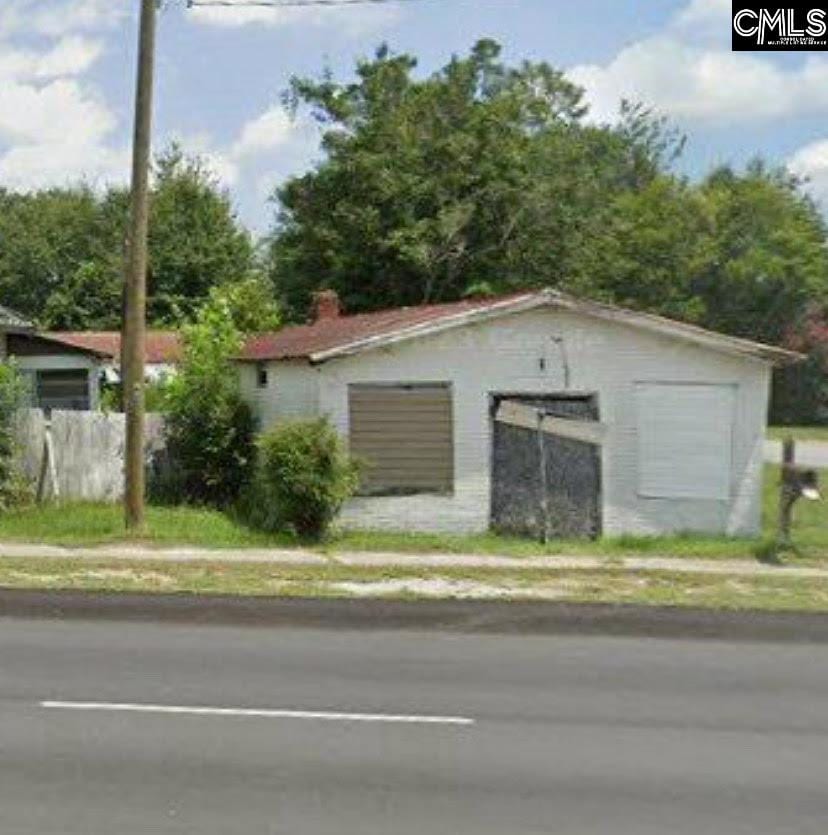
[1,541,827,579]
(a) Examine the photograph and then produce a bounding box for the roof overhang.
[307,293,546,364]
[304,289,803,367]
[547,292,804,367]
[25,332,112,360]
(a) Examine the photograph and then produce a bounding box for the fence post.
[36,419,59,502]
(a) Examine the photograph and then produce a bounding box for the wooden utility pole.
[123,0,157,530]
[778,437,796,547]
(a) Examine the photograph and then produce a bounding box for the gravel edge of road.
[3,588,828,642]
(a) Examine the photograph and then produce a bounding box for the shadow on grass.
[752,538,809,566]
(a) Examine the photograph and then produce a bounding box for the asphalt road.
[764,439,828,468]
[2,618,828,834]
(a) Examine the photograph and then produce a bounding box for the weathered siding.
[248,307,770,537]
[7,334,102,410]
[15,408,166,502]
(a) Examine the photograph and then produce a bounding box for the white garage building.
[238,289,799,538]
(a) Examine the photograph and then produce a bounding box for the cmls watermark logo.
[732,3,828,50]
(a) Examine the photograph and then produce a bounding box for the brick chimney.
[312,289,341,322]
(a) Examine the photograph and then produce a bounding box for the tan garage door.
[349,383,454,495]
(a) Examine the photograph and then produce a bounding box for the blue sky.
[2,0,828,232]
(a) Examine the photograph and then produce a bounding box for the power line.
[187,0,425,8]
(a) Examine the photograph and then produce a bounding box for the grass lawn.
[1,558,828,612]
[0,465,826,611]
[0,503,296,550]
[767,426,828,443]
[0,465,823,562]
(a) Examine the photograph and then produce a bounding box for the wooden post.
[537,411,550,544]
[36,420,59,503]
[778,437,796,546]
[123,0,157,531]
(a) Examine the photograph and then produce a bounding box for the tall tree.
[268,40,663,319]
[0,186,122,326]
[147,144,255,323]
[569,160,828,342]
[693,161,828,346]
[568,175,711,323]
[0,144,257,330]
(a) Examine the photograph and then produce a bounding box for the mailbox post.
[778,438,821,547]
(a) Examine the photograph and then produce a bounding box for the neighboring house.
[237,289,800,538]
[48,331,184,382]
[0,305,107,411]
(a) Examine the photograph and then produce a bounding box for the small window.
[349,383,454,496]
[36,369,90,412]
[256,364,268,389]
[636,383,734,500]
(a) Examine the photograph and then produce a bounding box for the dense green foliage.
[206,275,282,334]
[147,146,255,323]
[574,162,828,346]
[100,377,171,415]
[245,418,360,540]
[268,41,673,317]
[773,305,828,425]
[0,363,33,511]
[0,186,124,328]
[0,145,255,329]
[157,295,256,507]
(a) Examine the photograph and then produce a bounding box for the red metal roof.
[238,294,532,362]
[49,290,802,369]
[48,331,184,365]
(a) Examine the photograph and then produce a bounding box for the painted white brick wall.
[246,307,771,537]
[239,359,319,432]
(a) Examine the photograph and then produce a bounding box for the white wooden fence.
[15,409,167,502]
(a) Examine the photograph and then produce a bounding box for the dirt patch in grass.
[2,557,828,612]
[330,577,579,600]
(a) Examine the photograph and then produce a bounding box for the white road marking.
[40,701,475,726]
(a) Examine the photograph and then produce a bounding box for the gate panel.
[491,395,601,540]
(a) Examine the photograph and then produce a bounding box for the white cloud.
[0,36,104,81]
[0,0,129,37]
[34,34,103,77]
[188,0,399,35]
[673,0,730,35]
[0,74,128,190]
[164,131,241,186]
[789,139,828,208]
[569,0,828,126]
[0,17,125,192]
[167,105,316,189]
[231,106,305,159]
[188,3,299,28]
[0,78,114,146]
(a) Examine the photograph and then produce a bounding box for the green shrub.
[157,296,255,507]
[247,418,360,540]
[100,377,171,414]
[0,362,33,511]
